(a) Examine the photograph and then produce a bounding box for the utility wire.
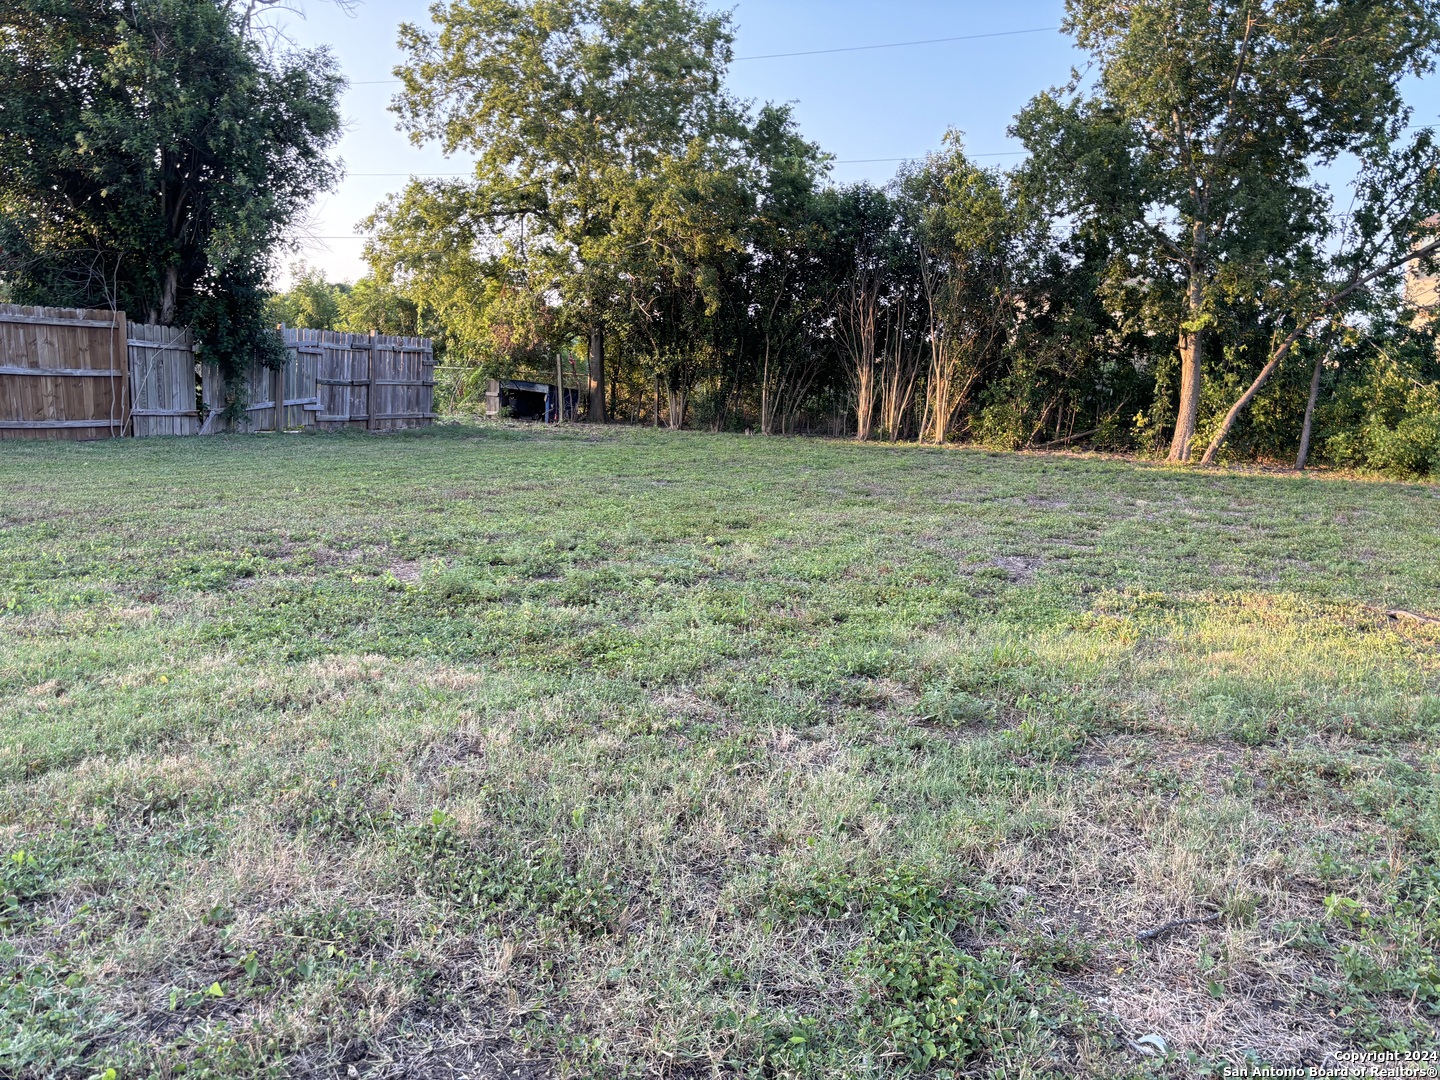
[348,24,1060,84]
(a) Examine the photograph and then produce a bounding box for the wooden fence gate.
[128,323,200,437]
[207,329,435,433]
[299,328,436,432]
[0,305,130,440]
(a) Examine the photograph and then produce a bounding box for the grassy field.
[2,422,1439,1079]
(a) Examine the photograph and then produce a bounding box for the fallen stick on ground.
[1033,428,1100,450]
[1387,609,1440,626]
[1135,912,1221,943]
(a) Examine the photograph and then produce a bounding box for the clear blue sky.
[279,0,1440,285]
[281,0,1082,283]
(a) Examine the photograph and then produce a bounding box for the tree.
[1019,0,1440,460]
[830,185,895,442]
[386,0,737,422]
[268,264,347,330]
[338,276,423,338]
[898,141,1015,444]
[0,0,343,381]
[1200,129,1440,464]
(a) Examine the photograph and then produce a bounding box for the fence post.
[274,361,285,432]
[367,329,378,432]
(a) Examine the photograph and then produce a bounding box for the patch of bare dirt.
[317,1037,548,1079]
[1024,495,1070,510]
[993,555,1042,583]
[386,559,423,584]
[770,726,839,771]
[312,546,368,567]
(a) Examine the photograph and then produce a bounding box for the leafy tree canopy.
[0,0,344,378]
[1015,0,1440,459]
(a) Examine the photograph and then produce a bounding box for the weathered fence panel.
[198,336,319,434]
[288,328,434,432]
[0,304,130,440]
[128,323,198,437]
[369,334,436,432]
[300,329,368,431]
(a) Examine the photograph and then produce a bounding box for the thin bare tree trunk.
[587,326,606,423]
[1296,349,1325,470]
[760,345,773,435]
[839,274,880,441]
[855,363,875,441]
[1199,326,1303,465]
[919,246,966,445]
[556,353,565,422]
[878,300,920,442]
[929,342,953,444]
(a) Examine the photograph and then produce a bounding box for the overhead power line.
[347,23,1060,84]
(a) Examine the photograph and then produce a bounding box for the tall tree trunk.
[1296,349,1325,470]
[587,326,606,423]
[666,386,686,430]
[855,362,875,441]
[159,265,180,326]
[556,353,565,423]
[760,345,773,435]
[929,340,955,444]
[1168,264,1205,462]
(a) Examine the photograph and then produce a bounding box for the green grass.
[2,421,1439,1078]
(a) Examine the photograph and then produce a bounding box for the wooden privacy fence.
[0,305,435,439]
[0,305,130,441]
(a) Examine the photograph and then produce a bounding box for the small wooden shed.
[486,379,577,422]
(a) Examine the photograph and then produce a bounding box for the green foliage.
[856,939,1066,1073]
[0,955,115,1076]
[1,848,55,927]
[1325,865,1440,1005]
[397,810,622,935]
[1015,0,1440,460]
[267,264,348,331]
[0,0,342,381]
[1325,337,1440,478]
[347,0,1440,468]
[762,866,1087,1073]
[372,0,743,384]
[339,275,424,337]
[266,266,428,346]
